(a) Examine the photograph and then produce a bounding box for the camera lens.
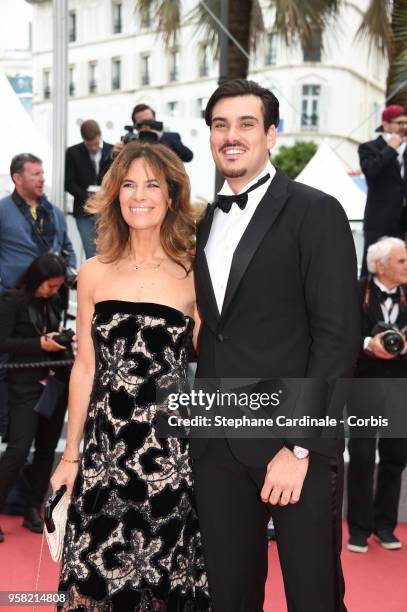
[381,331,404,355]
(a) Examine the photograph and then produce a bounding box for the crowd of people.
[0,79,406,612]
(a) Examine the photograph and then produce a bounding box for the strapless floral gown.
[59,301,210,611]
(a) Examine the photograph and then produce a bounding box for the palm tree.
[135,0,341,80]
[135,0,407,105]
[357,0,407,108]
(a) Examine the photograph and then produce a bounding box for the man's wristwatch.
[293,445,309,460]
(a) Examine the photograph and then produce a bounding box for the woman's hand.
[41,332,66,352]
[50,459,79,502]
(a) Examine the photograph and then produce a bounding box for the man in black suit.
[359,104,407,276]
[192,79,360,612]
[347,237,407,553]
[65,120,113,258]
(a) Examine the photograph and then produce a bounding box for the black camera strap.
[12,190,50,253]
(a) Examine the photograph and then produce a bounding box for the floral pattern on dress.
[59,301,210,612]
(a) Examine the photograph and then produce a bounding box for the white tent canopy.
[295,142,366,221]
[0,68,52,196]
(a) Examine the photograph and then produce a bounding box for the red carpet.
[1,517,406,611]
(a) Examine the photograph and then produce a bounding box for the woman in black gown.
[51,142,210,611]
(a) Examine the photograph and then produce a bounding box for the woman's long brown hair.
[86,142,195,273]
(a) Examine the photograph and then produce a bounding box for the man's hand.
[367,332,398,359]
[113,141,125,158]
[260,447,309,506]
[388,133,403,150]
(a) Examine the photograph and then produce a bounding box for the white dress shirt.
[363,277,400,352]
[205,161,276,313]
[89,142,103,178]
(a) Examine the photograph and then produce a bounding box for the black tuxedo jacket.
[359,135,407,234]
[193,169,360,466]
[65,141,114,217]
[354,277,407,378]
[159,131,193,163]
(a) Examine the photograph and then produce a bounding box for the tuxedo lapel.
[80,143,96,181]
[367,282,389,327]
[220,169,289,322]
[101,142,111,165]
[195,205,220,322]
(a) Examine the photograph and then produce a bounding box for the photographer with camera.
[0,153,77,440]
[110,103,193,163]
[347,237,407,553]
[0,254,72,543]
[0,154,77,296]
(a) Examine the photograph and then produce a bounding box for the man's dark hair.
[80,119,101,141]
[204,79,279,132]
[10,153,42,177]
[131,103,156,123]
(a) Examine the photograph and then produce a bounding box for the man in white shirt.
[347,237,407,554]
[192,79,360,612]
[65,120,113,258]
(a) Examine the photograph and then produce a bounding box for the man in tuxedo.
[192,79,360,612]
[347,237,407,553]
[359,104,407,276]
[65,120,113,258]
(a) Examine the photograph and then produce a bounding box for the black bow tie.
[215,173,271,213]
[380,290,400,303]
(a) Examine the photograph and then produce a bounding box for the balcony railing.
[301,114,319,130]
[43,86,51,99]
[89,80,97,94]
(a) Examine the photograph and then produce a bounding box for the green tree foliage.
[271,141,317,179]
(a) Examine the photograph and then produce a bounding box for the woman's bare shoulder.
[76,258,112,297]
[78,256,109,278]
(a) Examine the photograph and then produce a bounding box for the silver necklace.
[132,259,163,272]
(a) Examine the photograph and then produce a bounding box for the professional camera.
[371,322,407,356]
[53,328,75,350]
[121,119,164,145]
[60,249,77,290]
[135,118,163,132]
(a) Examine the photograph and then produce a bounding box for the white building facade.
[27,0,386,200]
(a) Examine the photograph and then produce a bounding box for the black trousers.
[0,380,67,508]
[347,437,407,537]
[193,439,346,612]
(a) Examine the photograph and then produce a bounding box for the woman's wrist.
[63,445,80,462]
[61,454,80,463]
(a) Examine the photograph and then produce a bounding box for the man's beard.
[219,165,247,179]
